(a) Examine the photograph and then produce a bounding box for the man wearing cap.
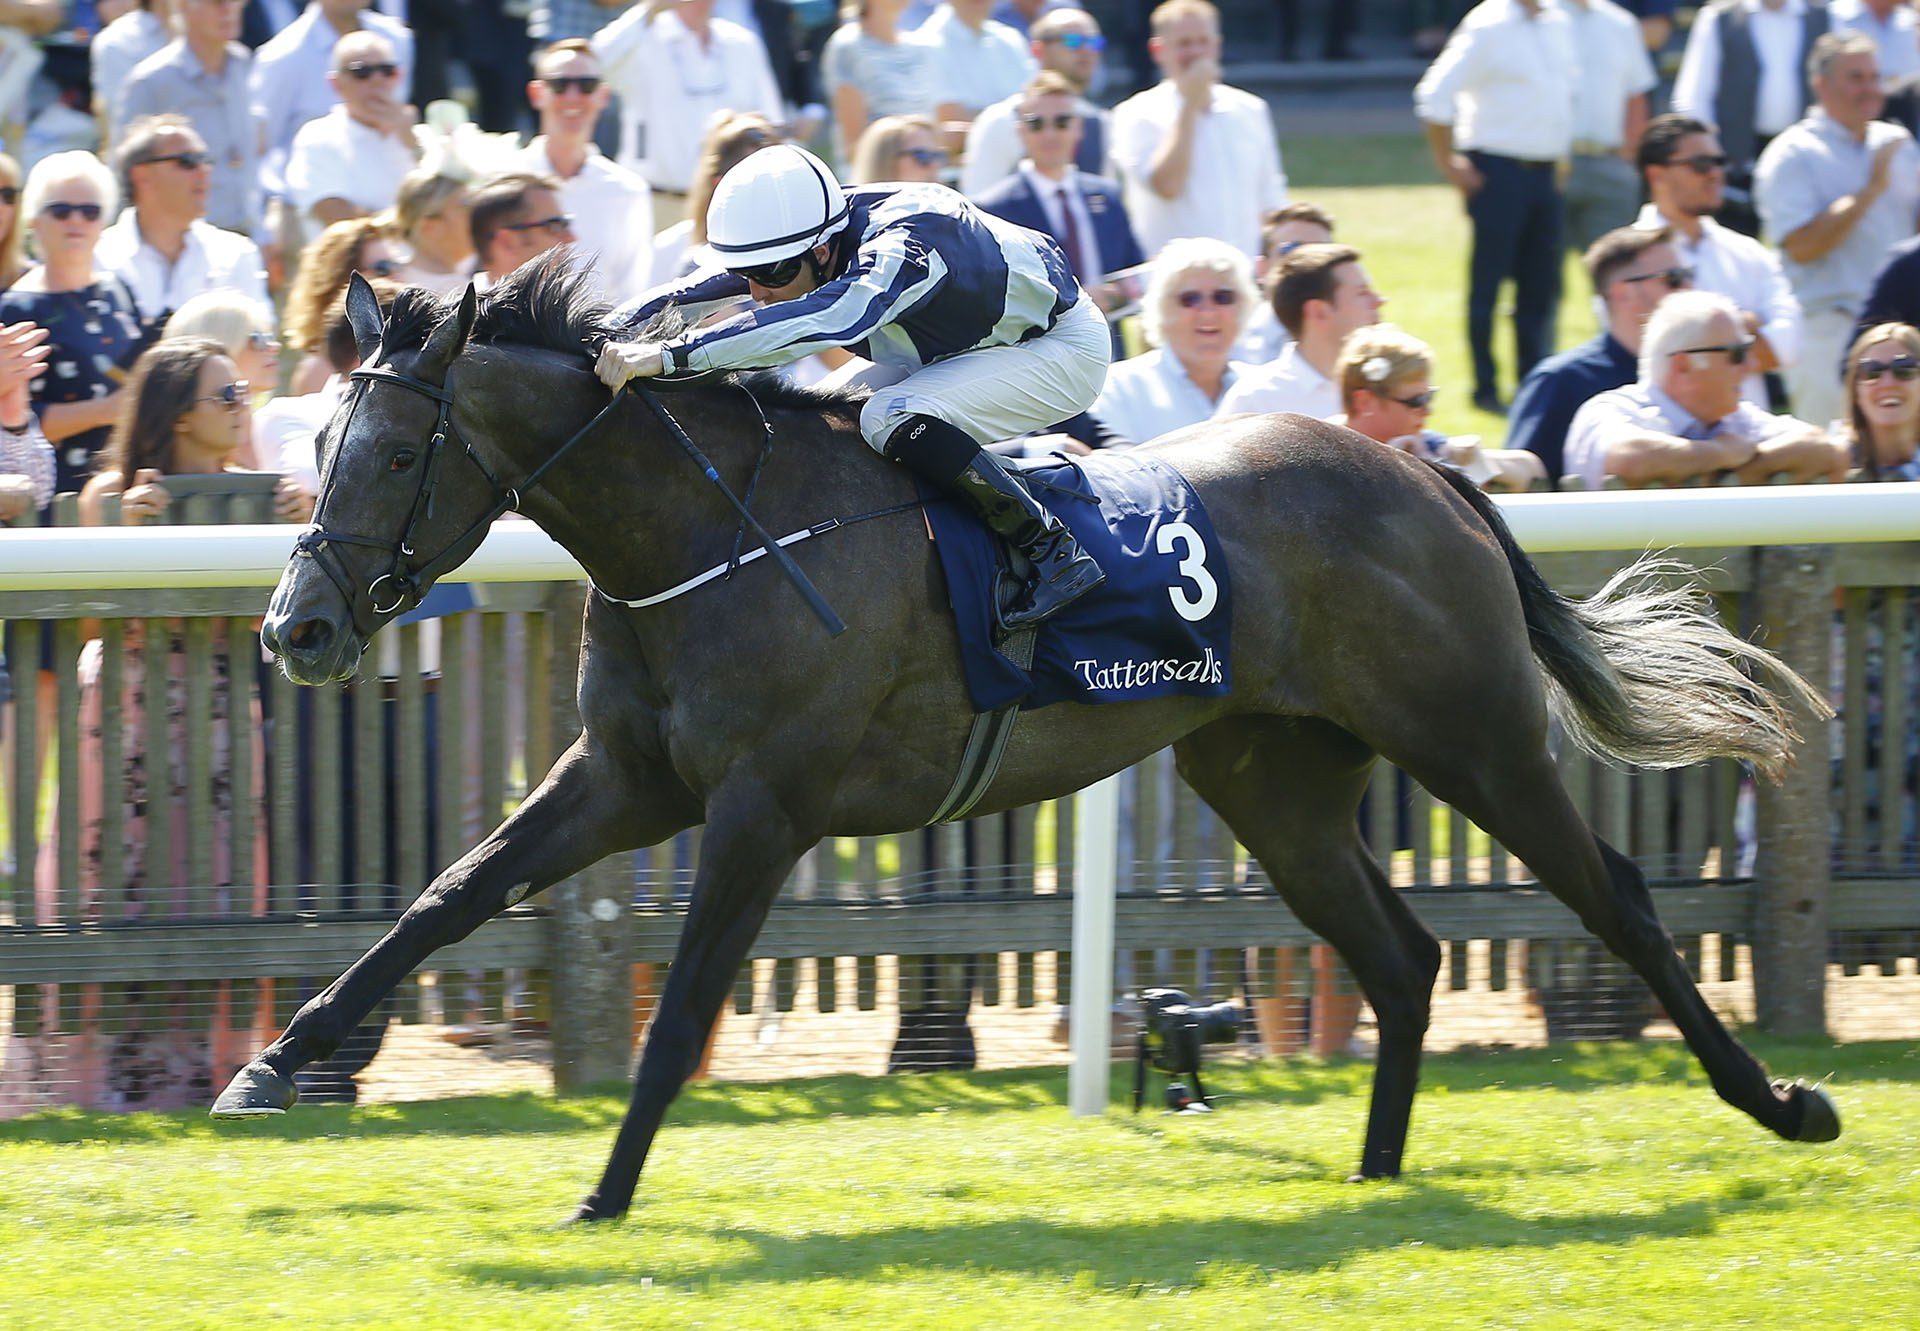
[596,143,1112,631]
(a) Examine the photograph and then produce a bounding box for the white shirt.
[95,212,270,321]
[914,5,1036,114]
[1566,0,1656,148]
[592,9,783,191]
[1414,0,1579,161]
[1214,342,1339,419]
[1090,347,1244,443]
[519,137,656,304]
[250,4,414,194]
[1671,0,1814,141]
[1563,380,1800,488]
[92,9,171,143]
[1018,164,1106,280]
[1829,0,1920,85]
[1109,80,1287,260]
[253,376,343,495]
[285,106,416,221]
[1634,202,1802,402]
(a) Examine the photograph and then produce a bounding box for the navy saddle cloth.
[921,451,1233,713]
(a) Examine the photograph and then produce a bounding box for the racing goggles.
[731,253,809,288]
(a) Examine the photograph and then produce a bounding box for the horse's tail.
[1427,463,1831,782]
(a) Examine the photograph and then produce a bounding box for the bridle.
[293,359,627,642]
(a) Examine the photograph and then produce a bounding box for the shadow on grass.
[455,1174,1796,1292]
[3,1037,1910,1147]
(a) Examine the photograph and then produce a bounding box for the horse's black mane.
[379,252,865,419]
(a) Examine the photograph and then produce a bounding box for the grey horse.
[214,259,1840,1222]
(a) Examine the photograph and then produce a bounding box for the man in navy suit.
[976,70,1146,336]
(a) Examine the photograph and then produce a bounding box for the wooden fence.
[1,503,1916,1106]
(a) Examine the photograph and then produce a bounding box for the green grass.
[1280,132,1597,445]
[4,1039,1917,1329]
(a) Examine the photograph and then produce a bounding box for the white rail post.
[1069,772,1121,1116]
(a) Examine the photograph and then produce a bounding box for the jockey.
[595,143,1112,631]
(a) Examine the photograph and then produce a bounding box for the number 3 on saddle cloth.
[919,452,1233,713]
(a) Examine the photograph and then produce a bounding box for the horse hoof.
[210,1061,299,1118]
[1777,1079,1841,1143]
[558,1200,622,1227]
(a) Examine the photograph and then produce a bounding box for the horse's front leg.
[212,735,695,1115]
[571,780,816,1221]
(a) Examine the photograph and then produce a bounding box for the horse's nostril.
[287,618,332,652]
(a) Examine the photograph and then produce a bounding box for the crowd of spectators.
[2,0,1919,1107]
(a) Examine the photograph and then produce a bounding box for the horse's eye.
[390,449,417,472]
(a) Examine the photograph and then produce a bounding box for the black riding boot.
[885,414,1106,631]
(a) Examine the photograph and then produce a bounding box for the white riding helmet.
[705,144,852,271]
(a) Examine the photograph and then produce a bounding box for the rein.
[295,360,848,642]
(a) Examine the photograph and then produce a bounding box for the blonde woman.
[849,113,947,185]
[0,152,26,291]
[1838,321,1920,481]
[389,169,474,297]
[1332,324,1545,492]
[1089,236,1257,443]
[282,217,403,394]
[653,112,782,281]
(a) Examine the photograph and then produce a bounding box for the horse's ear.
[344,272,384,365]
[417,282,478,383]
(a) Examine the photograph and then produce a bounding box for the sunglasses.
[900,146,948,166]
[42,201,102,221]
[1621,265,1695,291]
[1667,153,1729,174]
[1391,389,1437,410]
[502,214,574,236]
[138,150,213,171]
[1020,113,1079,131]
[1044,31,1105,50]
[733,253,807,288]
[1175,288,1239,308]
[1678,338,1753,366]
[246,329,279,351]
[1857,355,1920,382]
[341,60,399,80]
[362,257,402,277]
[0,186,18,206]
[543,75,601,94]
[197,380,250,409]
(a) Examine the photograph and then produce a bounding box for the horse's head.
[263,274,504,683]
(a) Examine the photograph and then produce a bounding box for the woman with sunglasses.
[850,115,949,185]
[0,153,27,292]
[1840,322,1920,481]
[282,216,404,395]
[601,142,1112,630]
[1333,325,1545,492]
[13,339,274,1115]
[0,153,153,508]
[1088,236,1256,445]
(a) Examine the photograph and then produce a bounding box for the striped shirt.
[628,183,1080,376]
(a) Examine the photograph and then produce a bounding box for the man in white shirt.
[285,31,420,226]
[1217,243,1384,419]
[591,0,782,227]
[1669,0,1830,235]
[1635,112,1801,406]
[1756,31,1920,427]
[1563,289,1840,487]
[1562,0,1658,254]
[916,0,1036,121]
[1234,202,1334,365]
[251,0,414,196]
[469,172,578,287]
[1416,0,1577,414]
[518,38,655,303]
[959,7,1109,198]
[1108,0,1287,261]
[97,116,270,323]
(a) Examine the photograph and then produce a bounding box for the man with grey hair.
[1562,289,1841,489]
[1755,29,1920,429]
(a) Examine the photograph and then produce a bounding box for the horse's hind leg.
[212,735,695,1115]
[1401,743,1837,1144]
[1175,716,1444,1180]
